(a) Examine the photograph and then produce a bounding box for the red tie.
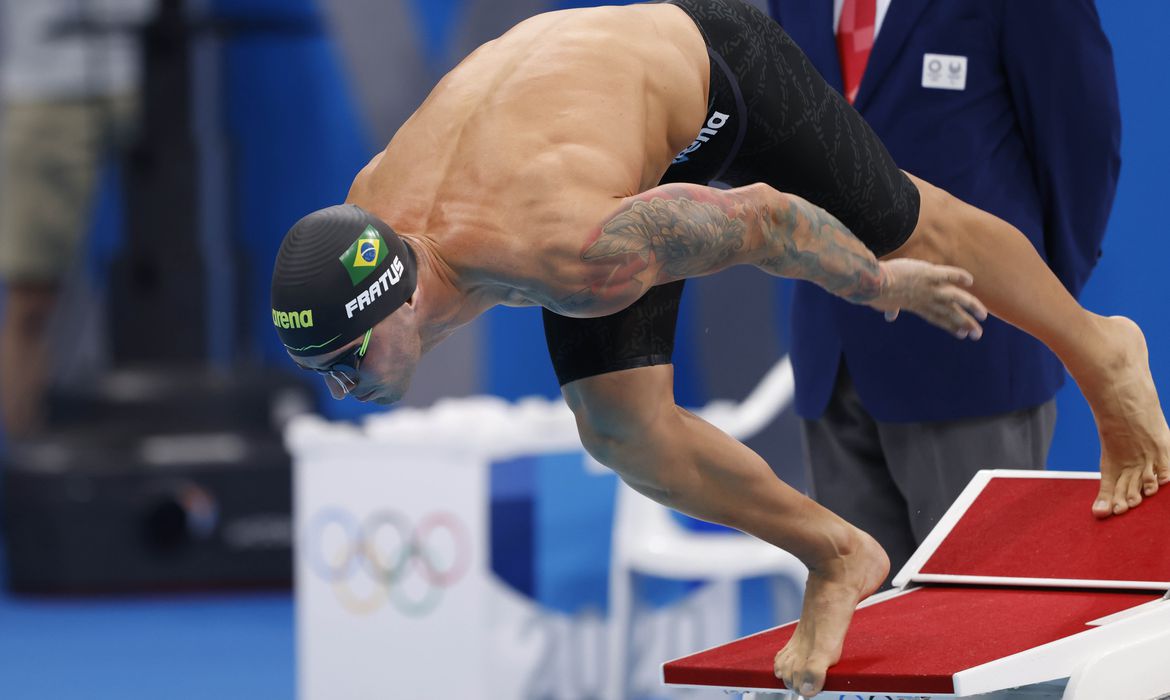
[837,0,877,104]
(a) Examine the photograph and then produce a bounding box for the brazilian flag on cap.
[338,225,389,285]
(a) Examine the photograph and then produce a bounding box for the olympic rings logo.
[304,507,472,617]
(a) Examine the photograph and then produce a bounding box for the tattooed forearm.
[757,195,883,303]
[563,183,883,315]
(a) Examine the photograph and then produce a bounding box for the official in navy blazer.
[769,0,1121,576]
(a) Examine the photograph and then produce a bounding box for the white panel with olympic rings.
[295,439,490,700]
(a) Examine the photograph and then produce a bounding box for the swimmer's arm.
[573,182,986,337]
[579,182,884,302]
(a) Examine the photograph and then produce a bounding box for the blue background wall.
[1045,0,1170,469]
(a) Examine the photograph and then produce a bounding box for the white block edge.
[953,592,1170,696]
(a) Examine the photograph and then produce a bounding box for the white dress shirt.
[834,0,893,39]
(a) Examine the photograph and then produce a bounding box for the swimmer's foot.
[1074,316,1170,518]
[773,525,888,698]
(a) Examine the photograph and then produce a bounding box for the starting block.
[661,470,1170,699]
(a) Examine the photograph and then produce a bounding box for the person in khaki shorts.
[0,0,147,437]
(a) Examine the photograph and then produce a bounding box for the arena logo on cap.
[339,225,389,285]
[272,308,314,329]
[345,255,405,318]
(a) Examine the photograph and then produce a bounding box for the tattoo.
[554,183,881,313]
[551,186,751,313]
[583,196,748,279]
[757,197,882,303]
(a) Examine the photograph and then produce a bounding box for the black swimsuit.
[543,0,920,387]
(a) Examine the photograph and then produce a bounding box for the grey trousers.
[800,365,1057,585]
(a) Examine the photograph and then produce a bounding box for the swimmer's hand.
[868,258,988,340]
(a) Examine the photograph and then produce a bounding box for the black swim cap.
[271,204,417,357]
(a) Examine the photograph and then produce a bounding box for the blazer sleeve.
[1001,0,1121,299]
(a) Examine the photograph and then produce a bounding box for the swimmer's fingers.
[925,265,987,322]
[877,260,988,339]
[910,301,981,340]
[875,258,971,304]
[934,286,987,340]
[927,264,975,290]
[914,300,982,339]
[909,264,985,338]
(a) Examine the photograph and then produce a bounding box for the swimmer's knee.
[569,394,664,466]
[574,407,684,503]
[561,365,677,468]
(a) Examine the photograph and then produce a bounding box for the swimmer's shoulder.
[346,151,384,201]
[471,2,696,68]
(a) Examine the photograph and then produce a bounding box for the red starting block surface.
[663,471,1170,698]
[909,475,1170,589]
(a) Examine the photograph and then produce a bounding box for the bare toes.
[1142,465,1160,497]
[1112,470,1133,515]
[774,650,793,688]
[793,662,827,698]
[1122,468,1145,509]
[1127,475,1143,508]
[1093,482,1115,519]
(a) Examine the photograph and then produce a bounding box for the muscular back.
[346,4,710,315]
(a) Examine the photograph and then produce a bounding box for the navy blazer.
[770,0,1121,422]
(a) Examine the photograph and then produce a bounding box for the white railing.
[285,355,795,458]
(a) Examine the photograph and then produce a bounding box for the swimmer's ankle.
[1069,315,1143,388]
[804,517,865,575]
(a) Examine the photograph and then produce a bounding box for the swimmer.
[270,0,1170,696]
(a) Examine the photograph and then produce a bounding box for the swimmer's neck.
[352,198,528,342]
[402,233,498,352]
